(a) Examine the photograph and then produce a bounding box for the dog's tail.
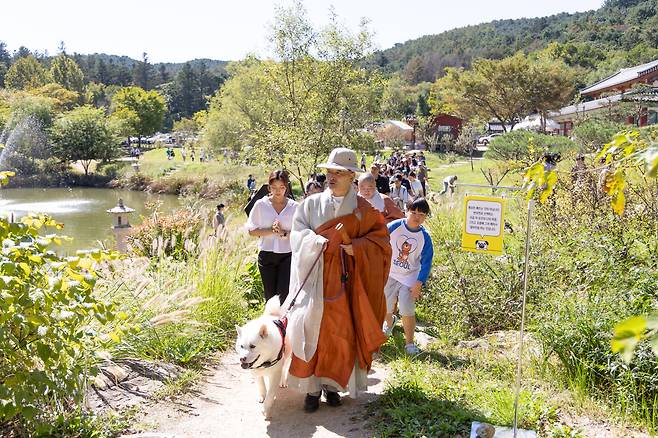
[264,296,282,317]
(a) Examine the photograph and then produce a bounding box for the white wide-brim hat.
[317,147,362,173]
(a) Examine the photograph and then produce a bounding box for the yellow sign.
[461,195,505,255]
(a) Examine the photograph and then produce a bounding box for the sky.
[2,0,604,63]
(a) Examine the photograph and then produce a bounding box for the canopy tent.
[512,115,560,133]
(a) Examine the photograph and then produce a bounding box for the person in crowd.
[390,174,411,210]
[357,173,404,223]
[181,148,187,162]
[408,171,424,200]
[247,174,257,192]
[597,157,612,195]
[571,154,586,183]
[400,171,412,192]
[315,173,327,188]
[213,203,226,232]
[246,170,298,304]
[190,149,195,162]
[370,164,390,195]
[360,152,367,171]
[283,147,391,413]
[305,180,324,197]
[439,175,458,196]
[417,165,429,195]
[382,198,434,355]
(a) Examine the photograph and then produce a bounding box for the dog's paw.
[279,382,288,388]
[262,407,272,419]
[257,395,265,403]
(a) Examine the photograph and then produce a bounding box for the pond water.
[0,188,182,254]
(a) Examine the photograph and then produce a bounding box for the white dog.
[235,297,291,419]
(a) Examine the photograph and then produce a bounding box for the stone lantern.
[107,199,135,253]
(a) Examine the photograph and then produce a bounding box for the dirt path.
[131,350,390,438]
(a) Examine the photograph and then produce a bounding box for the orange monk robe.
[382,195,405,223]
[289,196,392,389]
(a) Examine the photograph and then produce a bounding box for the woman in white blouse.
[246,170,299,304]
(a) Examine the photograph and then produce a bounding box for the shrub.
[571,118,626,152]
[487,131,579,164]
[0,214,121,432]
[96,161,129,179]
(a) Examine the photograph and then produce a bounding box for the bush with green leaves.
[0,213,121,433]
[571,118,626,152]
[487,130,579,164]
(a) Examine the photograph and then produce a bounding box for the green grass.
[372,331,559,437]
[125,147,267,185]
[153,369,202,400]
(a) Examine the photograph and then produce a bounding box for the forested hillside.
[369,0,658,84]
[0,45,227,126]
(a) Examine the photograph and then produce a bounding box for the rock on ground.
[130,350,389,438]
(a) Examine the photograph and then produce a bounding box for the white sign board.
[465,200,503,236]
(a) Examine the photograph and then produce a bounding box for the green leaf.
[611,316,647,363]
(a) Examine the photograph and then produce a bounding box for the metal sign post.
[513,199,533,438]
[457,183,536,438]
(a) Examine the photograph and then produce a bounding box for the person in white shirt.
[408,171,424,199]
[390,174,410,210]
[246,170,299,304]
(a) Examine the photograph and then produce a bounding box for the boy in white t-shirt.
[383,198,434,355]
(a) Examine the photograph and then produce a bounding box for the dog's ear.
[235,324,242,336]
[259,324,268,338]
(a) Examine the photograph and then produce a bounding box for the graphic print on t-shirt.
[394,235,418,270]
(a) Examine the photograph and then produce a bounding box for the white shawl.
[282,188,357,361]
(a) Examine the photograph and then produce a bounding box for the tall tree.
[93,58,110,84]
[4,56,50,90]
[158,64,169,83]
[430,53,576,131]
[50,106,118,175]
[203,1,381,187]
[111,86,166,145]
[12,46,31,61]
[50,54,84,93]
[132,52,153,90]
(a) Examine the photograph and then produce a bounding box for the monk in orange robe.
[283,147,392,413]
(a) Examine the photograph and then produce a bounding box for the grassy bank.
[371,159,658,436]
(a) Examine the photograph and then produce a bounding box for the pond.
[0,187,182,254]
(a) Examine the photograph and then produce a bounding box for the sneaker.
[383,315,398,337]
[405,343,420,355]
[304,393,320,412]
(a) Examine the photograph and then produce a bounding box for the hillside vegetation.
[369,0,658,85]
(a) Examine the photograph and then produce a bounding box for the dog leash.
[280,242,327,319]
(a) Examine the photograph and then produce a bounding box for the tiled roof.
[552,94,624,118]
[580,59,658,96]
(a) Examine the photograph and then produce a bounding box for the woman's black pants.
[257,250,292,304]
